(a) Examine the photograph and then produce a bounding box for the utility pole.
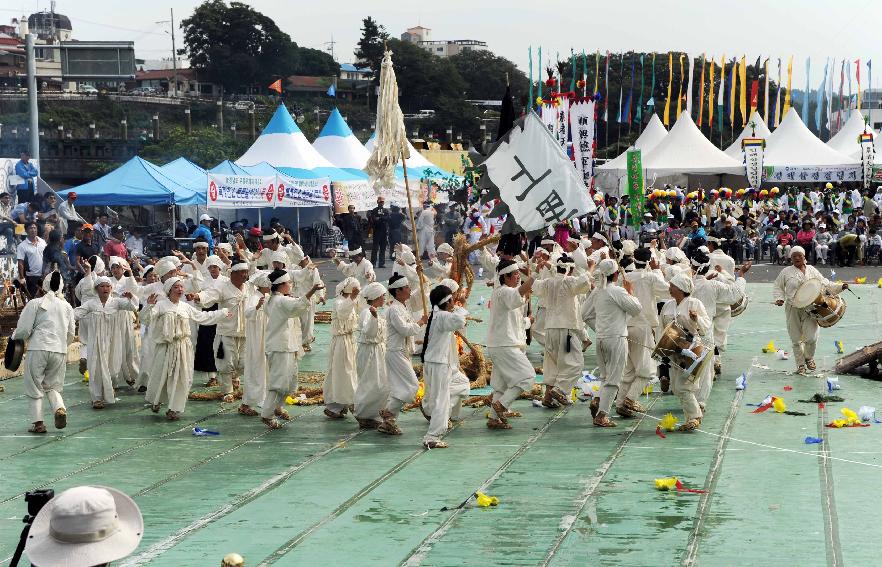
[324,35,336,61]
[157,9,177,97]
[25,25,39,161]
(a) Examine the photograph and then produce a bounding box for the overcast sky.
[6,0,882,91]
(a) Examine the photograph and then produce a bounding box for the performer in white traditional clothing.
[528,248,552,346]
[288,251,325,351]
[661,274,712,431]
[420,285,468,448]
[323,277,361,419]
[773,246,847,374]
[533,254,593,409]
[332,247,376,289]
[108,257,140,387]
[73,255,105,375]
[260,269,321,429]
[485,259,534,430]
[14,271,75,433]
[379,274,427,436]
[425,243,453,284]
[392,250,428,317]
[240,272,271,416]
[192,261,250,402]
[416,203,437,257]
[353,282,389,429]
[591,259,642,427]
[424,278,473,424]
[189,242,211,278]
[73,275,138,408]
[691,252,749,406]
[616,247,669,417]
[145,278,232,420]
[706,239,741,376]
[133,265,159,392]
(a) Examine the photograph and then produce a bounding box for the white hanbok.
[74,296,138,404]
[261,293,309,419]
[353,307,388,424]
[323,296,359,413]
[384,300,423,419]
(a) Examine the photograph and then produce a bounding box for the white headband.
[436,294,452,307]
[498,263,520,276]
[388,277,409,290]
[271,272,291,285]
[230,262,249,272]
[163,276,182,295]
[262,232,279,241]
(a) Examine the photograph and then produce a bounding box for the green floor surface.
[2,282,882,566]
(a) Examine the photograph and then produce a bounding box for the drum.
[730,294,750,317]
[651,321,709,380]
[4,338,24,372]
[792,279,847,328]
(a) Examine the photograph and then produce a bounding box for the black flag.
[496,84,515,141]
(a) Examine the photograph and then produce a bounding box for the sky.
[5,0,882,93]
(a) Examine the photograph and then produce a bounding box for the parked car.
[234,100,255,111]
[130,86,157,96]
[79,85,98,94]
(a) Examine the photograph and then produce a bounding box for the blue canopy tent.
[57,156,201,206]
[159,158,209,204]
[209,160,252,176]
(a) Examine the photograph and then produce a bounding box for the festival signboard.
[625,149,644,227]
[207,173,331,209]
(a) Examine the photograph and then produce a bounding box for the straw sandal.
[541,390,561,409]
[503,410,522,418]
[615,405,635,419]
[54,408,67,429]
[378,420,402,436]
[205,377,219,387]
[806,359,817,371]
[323,408,345,419]
[796,365,808,375]
[593,412,617,428]
[679,418,701,432]
[28,421,47,434]
[262,417,282,430]
[238,405,259,416]
[624,398,646,413]
[549,388,572,406]
[423,440,449,449]
[274,408,291,421]
[356,417,380,429]
[151,403,161,413]
[166,410,180,421]
[92,400,105,410]
[486,418,512,430]
[490,400,509,423]
[589,397,600,418]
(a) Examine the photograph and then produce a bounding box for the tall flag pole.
[570,50,577,93]
[838,59,845,131]
[538,46,543,102]
[855,58,862,113]
[664,52,672,126]
[816,58,828,134]
[802,57,811,126]
[707,55,715,133]
[604,51,610,147]
[649,53,656,121]
[581,50,587,97]
[783,55,793,117]
[739,55,747,128]
[763,58,770,127]
[637,53,645,127]
[594,51,600,94]
[775,58,783,127]
[618,53,625,123]
[698,54,706,127]
[717,55,725,146]
[626,56,635,133]
[528,47,533,111]
[728,58,736,135]
[676,54,685,119]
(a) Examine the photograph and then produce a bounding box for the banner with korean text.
[207,173,331,209]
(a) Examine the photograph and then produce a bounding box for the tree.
[354,17,389,78]
[139,126,250,169]
[180,1,338,94]
[449,50,529,103]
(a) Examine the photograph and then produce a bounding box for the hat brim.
[26,486,144,567]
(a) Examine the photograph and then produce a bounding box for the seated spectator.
[0,192,15,253]
[11,200,39,224]
[813,224,833,265]
[796,220,816,261]
[776,225,795,263]
[24,485,143,567]
[867,228,882,264]
[125,227,145,259]
[102,225,128,260]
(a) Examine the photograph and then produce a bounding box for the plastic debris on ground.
[654,477,706,494]
[285,393,307,405]
[834,340,844,354]
[827,377,841,392]
[762,340,777,353]
[826,407,871,428]
[474,491,499,507]
[804,436,824,444]
[193,427,220,436]
[775,349,790,360]
[858,406,876,422]
[576,372,601,401]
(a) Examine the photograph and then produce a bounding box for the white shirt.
[196,279,247,337]
[423,307,467,364]
[692,274,746,319]
[772,265,842,307]
[660,296,712,338]
[386,300,422,354]
[337,258,375,288]
[533,272,593,330]
[356,307,386,345]
[486,285,527,347]
[16,237,46,276]
[263,294,309,353]
[416,208,435,232]
[709,249,736,276]
[593,285,642,339]
[125,236,144,258]
[12,294,75,353]
[624,268,670,328]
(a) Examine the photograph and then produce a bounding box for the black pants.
[24,275,41,298]
[388,230,403,259]
[371,230,387,267]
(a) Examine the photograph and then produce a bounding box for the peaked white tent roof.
[597,114,668,172]
[238,104,334,169]
[641,111,743,175]
[365,133,437,169]
[724,111,772,158]
[312,108,371,169]
[763,109,859,167]
[826,110,872,158]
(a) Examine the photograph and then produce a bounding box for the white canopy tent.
[641,111,743,176]
[724,110,772,159]
[312,108,371,169]
[826,110,872,158]
[595,114,667,191]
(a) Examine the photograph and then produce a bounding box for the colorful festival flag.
[594,50,600,94]
[268,79,282,93]
[618,54,625,123]
[856,58,862,111]
[686,53,695,115]
[739,55,747,127]
[728,59,736,127]
[676,54,684,119]
[838,59,845,131]
[816,58,828,132]
[625,57,635,124]
[707,55,715,128]
[775,58,783,127]
[637,53,645,122]
[717,56,725,133]
[827,58,836,136]
[648,52,656,109]
[847,59,852,119]
[763,58,770,127]
[528,47,533,110]
[698,54,706,126]
[750,80,759,112]
[664,52,673,125]
[783,55,794,117]
[802,57,810,126]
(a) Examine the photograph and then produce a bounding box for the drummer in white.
[773,246,847,374]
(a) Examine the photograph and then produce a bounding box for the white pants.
[777,244,791,258]
[531,306,547,346]
[418,229,436,257]
[261,352,297,419]
[618,325,656,407]
[299,301,316,346]
[422,362,452,443]
[816,244,829,263]
[23,350,67,423]
[384,349,419,419]
[695,339,717,406]
[671,366,702,421]
[214,335,245,395]
[596,336,628,415]
[354,343,387,424]
[543,328,584,396]
[786,305,819,367]
[448,370,471,420]
[487,345,534,420]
